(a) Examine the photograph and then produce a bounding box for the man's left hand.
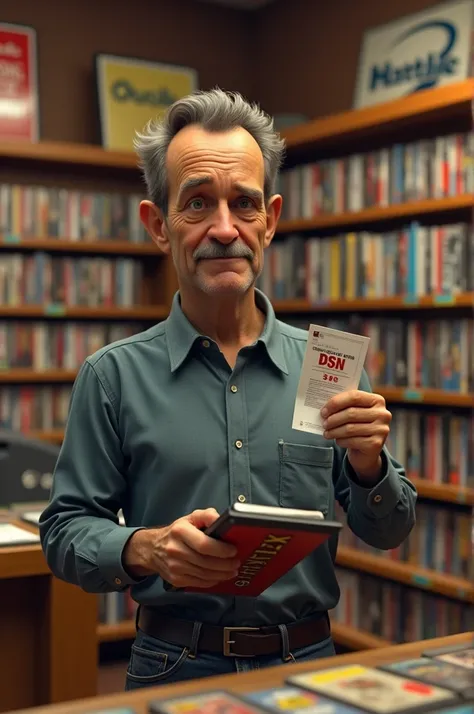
[321,390,391,482]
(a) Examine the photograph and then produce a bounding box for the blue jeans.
[125,626,336,691]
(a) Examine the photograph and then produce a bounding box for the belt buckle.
[223,626,259,657]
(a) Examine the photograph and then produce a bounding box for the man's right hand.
[122,508,240,589]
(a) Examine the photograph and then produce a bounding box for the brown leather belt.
[138,606,331,658]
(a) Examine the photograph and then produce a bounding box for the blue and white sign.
[353,0,474,108]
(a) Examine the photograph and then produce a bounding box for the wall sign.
[95,53,198,152]
[353,0,474,109]
[0,22,39,142]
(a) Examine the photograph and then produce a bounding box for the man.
[39,89,416,690]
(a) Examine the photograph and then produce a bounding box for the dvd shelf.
[270,79,474,643]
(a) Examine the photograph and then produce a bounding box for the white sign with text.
[354,0,474,108]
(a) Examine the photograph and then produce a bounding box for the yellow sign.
[95,53,198,151]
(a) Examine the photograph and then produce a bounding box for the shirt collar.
[165,288,289,375]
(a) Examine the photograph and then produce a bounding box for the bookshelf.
[0,238,163,256]
[0,305,168,319]
[0,138,179,441]
[330,622,391,650]
[10,376,470,406]
[28,430,66,445]
[276,195,474,234]
[272,294,474,313]
[336,547,474,602]
[410,480,474,506]
[373,388,474,408]
[0,139,138,170]
[280,79,474,152]
[271,79,474,645]
[0,370,79,383]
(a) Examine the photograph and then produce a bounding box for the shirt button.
[235,440,243,449]
[238,495,246,503]
[202,340,210,348]
[373,494,382,504]
[230,385,238,393]
[114,577,122,585]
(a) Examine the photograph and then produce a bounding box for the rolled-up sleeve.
[333,371,417,550]
[39,360,144,592]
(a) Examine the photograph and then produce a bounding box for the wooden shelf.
[273,294,474,313]
[97,620,136,643]
[2,83,471,172]
[0,238,160,256]
[336,546,474,602]
[0,139,138,171]
[4,376,471,411]
[0,305,168,320]
[281,79,474,152]
[0,369,78,383]
[27,430,64,444]
[412,480,474,506]
[276,195,474,234]
[331,622,391,650]
[377,387,474,408]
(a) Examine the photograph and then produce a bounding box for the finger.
[188,508,220,525]
[171,525,239,566]
[181,542,241,574]
[323,406,381,430]
[179,521,238,559]
[169,558,237,582]
[333,436,386,450]
[323,390,381,417]
[333,437,367,449]
[324,422,383,440]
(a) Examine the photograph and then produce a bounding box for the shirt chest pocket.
[278,440,334,515]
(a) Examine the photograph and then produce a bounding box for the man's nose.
[207,203,239,243]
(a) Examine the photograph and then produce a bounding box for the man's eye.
[189,198,205,210]
[237,197,254,209]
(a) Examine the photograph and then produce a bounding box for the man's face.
[158,125,281,298]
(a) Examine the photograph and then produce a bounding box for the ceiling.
[197,0,276,9]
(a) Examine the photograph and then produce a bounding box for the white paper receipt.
[292,324,370,435]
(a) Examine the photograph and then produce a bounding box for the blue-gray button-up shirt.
[40,289,417,626]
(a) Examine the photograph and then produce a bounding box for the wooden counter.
[11,632,473,714]
[0,535,98,712]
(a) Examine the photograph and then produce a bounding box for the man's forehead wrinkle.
[172,158,263,196]
[174,147,259,170]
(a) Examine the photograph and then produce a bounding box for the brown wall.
[3,0,255,144]
[3,0,455,141]
[255,0,449,120]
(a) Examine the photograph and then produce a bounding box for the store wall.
[254,0,450,119]
[3,0,255,144]
[4,0,455,140]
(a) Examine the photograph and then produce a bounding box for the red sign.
[0,23,39,141]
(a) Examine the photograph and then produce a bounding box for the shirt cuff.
[344,449,403,519]
[97,525,147,589]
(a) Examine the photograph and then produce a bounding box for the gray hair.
[134,88,285,213]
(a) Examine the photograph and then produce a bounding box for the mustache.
[193,240,254,261]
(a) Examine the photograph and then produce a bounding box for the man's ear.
[264,194,283,249]
[139,200,170,254]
